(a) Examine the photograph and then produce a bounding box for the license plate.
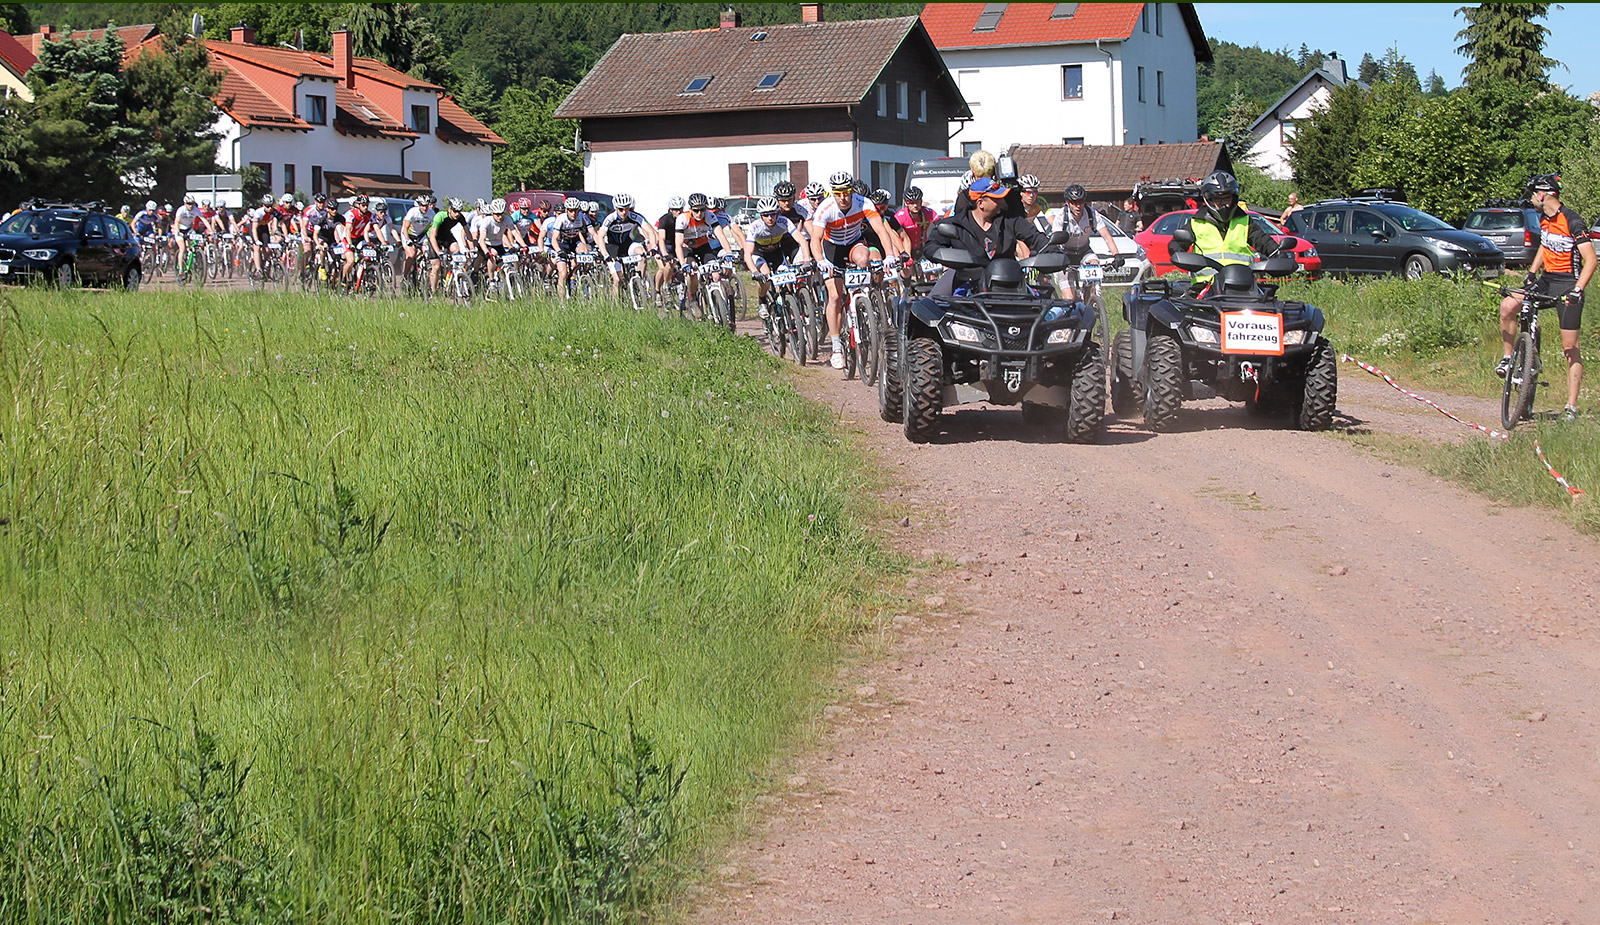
[503,253,521,264]
[0,263,8,274]
[771,269,797,286]
[361,248,377,258]
[1220,310,1284,356]
[622,255,642,266]
[576,254,596,265]
[919,259,938,274]
[845,268,871,289]
[1077,264,1103,282]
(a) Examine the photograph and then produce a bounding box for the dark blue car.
[0,203,144,290]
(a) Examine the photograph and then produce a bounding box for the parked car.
[1135,209,1321,278]
[0,201,143,290]
[1462,204,1541,267]
[504,189,615,214]
[1285,198,1503,278]
[721,195,763,225]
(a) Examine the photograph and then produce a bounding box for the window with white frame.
[896,81,909,119]
[876,83,887,117]
[1062,64,1083,100]
[918,89,927,122]
[752,163,788,197]
[962,141,982,157]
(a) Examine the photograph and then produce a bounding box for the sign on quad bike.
[1111,243,1336,432]
[879,228,1106,444]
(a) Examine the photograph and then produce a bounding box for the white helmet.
[584,201,599,215]
[757,197,779,214]
[279,193,294,205]
[489,197,506,214]
[667,195,685,210]
[614,192,634,209]
[562,197,581,210]
[145,200,157,211]
[261,194,274,205]
[828,170,855,191]
[200,197,212,207]
[182,193,196,204]
[448,197,465,211]
[1018,174,1041,190]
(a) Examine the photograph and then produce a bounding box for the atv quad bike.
[1111,242,1336,432]
[881,231,1106,444]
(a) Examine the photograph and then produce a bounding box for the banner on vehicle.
[1220,311,1284,355]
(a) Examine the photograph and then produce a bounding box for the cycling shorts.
[602,236,636,260]
[253,226,271,245]
[755,238,800,268]
[824,240,866,269]
[860,225,884,255]
[685,242,720,264]
[1531,273,1584,330]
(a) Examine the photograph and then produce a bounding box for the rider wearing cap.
[1497,173,1595,421]
[1172,170,1280,291]
[923,177,1060,299]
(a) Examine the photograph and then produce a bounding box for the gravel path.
[686,327,1600,925]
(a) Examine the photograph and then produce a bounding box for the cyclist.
[923,176,1059,299]
[1169,170,1279,294]
[742,196,809,311]
[656,195,685,303]
[870,189,913,260]
[172,194,201,277]
[594,193,659,298]
[339,195,374,285]
[1497,174,1595,421]
[809,171,903,369]
[246,194,274,277]
[402,194,436,288]
[541,196,594,300]
[773,181,811,225]
[474,198,527,297]
[132,200,159,241]
[675,192,728,310]
[301,193,336,276]
[427,197,471,292]
[1018,175,1051,235]
[803,180,828,217]
[894,186,932,260]
[366,198,400,277]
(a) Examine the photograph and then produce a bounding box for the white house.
[176,25,502,200]
[1244,55,1358,181]
[922,3,1209,155]
[554,3,969,215]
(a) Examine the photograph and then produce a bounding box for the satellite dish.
[191,12,204,36]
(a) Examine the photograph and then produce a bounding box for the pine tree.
[1358,53,1383,84]
[1425,70,1448,97]
[1454,3,1560,89]
[122,18,226,204]
[1216,89,1261,164]
[19,28,142,201]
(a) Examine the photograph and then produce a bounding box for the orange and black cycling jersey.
[1538,206,1589,276]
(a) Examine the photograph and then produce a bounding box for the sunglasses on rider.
[691,207,706,213]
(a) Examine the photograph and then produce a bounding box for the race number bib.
[770,269,798,286]
[844,268,871,289]
[1220,311,1284,356]
[1077,264,1103,283]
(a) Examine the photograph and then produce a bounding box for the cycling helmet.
[200,197,212,208]
[1019,174,1041,191]
[373,199,387,212]
[162,203,173,212]
[314,193,328,205]
[448,198,465,211]
[709,196,724,211]
[279,193,294,205]
[687,192,709,209]
[667,195,686,210]
[757,197,779,215]
[584,201,599,215]
[828,170,855,191]
[414,194,428,206]
[871,189,892,209]
[1064,184,1088,203]
[489,197,506,214]
[804,181,826,199]
[614,192,634,209]
[1528,173,1561,194]
[514,198,532,210]
[562,197,581,210]
[145,200,157,211]
[182,194,196,205]
[773,181,796,200]
[354,194,369,207]
[852,180,871,199]
[903,186,923,203]
[261,194,274,205]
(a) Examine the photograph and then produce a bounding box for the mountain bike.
[177,232,206,287]
[843,265,878,382]
[763,261,814,363]
[1499,283,1564,429]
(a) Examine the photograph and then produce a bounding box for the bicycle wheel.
[1502,330,1540,429]
[858,293,880,386]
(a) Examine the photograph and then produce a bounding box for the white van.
[904,157,970,218]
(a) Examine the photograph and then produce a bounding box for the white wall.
[584,140,854,217]
[1247,80,1334,181]
[942,3,1200,154]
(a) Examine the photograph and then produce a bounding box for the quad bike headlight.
[1190,326,1218,345]
[1283,329,1308,346]
[948,321,984,344]
[1046,328,1079,344]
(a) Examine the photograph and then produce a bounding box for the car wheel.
[56,262,75,290]
[1403,252,1433,280]
[122,265,142,292]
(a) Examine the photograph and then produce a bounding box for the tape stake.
[1340,354,1586,500]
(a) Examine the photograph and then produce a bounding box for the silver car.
[1462,206,1541,268]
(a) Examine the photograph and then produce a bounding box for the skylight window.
[973,3,1007,32]
[681,75,713,94]
[754,71,784,91]
[1050,3,1079,18]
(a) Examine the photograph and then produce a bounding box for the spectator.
[1280,192,1304,223]
[1118,197,1141,235]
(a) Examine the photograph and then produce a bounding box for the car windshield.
[0,211,83,236]
[1376,204,1452,231]
[1465,211,1525,231]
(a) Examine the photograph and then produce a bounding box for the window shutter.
[789,161,808,189]
[728,163,749,197]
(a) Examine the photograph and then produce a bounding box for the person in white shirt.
[172,193,200,278]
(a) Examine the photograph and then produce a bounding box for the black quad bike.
[1111,244,1336,432]
[880,232,1106,444]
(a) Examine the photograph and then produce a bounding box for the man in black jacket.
[925,178,1058,298]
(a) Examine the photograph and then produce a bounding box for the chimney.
[720,8,741,29]
[230,23,255,45]
[39,24,55,39]
[332,28,352,87]
[801,3,823,23]
[1323,54,1346,84]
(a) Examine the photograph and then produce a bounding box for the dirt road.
[688,343,1600,925]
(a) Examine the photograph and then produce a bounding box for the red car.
[1135,209,1321,278]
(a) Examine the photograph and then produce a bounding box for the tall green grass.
[0,288,892,922]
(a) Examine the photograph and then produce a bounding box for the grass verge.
[0,287,898,923]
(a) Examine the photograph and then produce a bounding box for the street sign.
[186,174,242,191]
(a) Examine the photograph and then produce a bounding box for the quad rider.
[1171,170,1281,294]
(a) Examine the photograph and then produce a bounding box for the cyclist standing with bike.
[1497,174,1595,422]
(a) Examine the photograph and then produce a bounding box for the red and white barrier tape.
[1339,354,1587,499]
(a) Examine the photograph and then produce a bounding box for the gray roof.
[1248,64,1368,135]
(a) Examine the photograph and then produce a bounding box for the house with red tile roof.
[555,4,969,215]
[922,3,1209,155]
[171,25,503,200]
[0,28,36,101]
[20,22,160,59]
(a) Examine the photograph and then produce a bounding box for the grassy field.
[0,287,896,923]
[1276,273,1600,532]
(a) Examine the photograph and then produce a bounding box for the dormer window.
[973,3,1007,32]
[306,94,327,125]
[681,75,713,95]
[1051,3,1079,18]
[754,71,784,91]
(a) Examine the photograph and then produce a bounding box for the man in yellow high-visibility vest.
[1174,170,1282,291]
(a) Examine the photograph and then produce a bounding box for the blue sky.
[1193,3,1600,99]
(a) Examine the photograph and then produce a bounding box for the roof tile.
[1012,142,1228,194]
[0,27,37,76]
[921,3,1140,50]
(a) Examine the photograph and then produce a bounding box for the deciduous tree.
[491,79,581,196]
[122,18,225,204]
